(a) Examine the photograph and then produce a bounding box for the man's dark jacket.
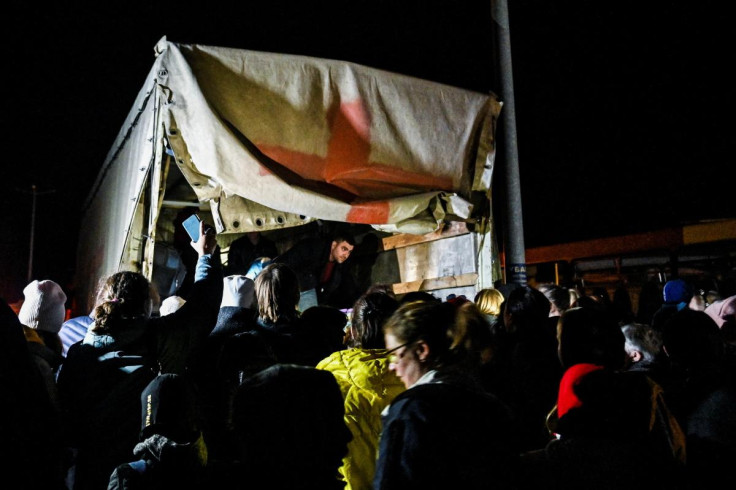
[273,236,356,308]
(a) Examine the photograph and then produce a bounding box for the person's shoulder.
[108,460,149,489]
[213,306,258,330]
[27,340,62,366]
[65,340,97,357]
[391,383,447,406]
[229,234,247,245]
[274,235,322,260]
[59,342,104,379]
[349,351,405,394]
[295,235,327,250]
[384,385,450,425]
[259,234,278,247]
[62,315,94,329]
[316,349,347,370]
[336,349,383,373]
[399,380,502,407]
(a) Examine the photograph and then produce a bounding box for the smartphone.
[182,214,201,242]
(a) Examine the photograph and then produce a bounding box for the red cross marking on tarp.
[255,98,452,223]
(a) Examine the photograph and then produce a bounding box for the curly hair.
[92,271,153,333]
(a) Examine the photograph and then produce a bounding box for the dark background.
[2,1,732,302]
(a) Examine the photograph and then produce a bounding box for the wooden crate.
[373,222,494,301]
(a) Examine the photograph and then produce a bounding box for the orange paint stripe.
[259,146,326,179]
[346,201,390,223]
[327,164,454,193]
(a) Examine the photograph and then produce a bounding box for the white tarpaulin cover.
[78,36,500,309]
[156,37,500,230]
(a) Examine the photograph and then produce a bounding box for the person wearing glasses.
[373,300,521,489]
[316,290,405,490]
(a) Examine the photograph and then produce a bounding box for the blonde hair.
[474,288,504,317]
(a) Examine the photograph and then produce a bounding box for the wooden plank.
[519,228,684,265]
[682,219,736,245]
[432,285,479,302]
[382,221,470,251]
[392,272,478,295]
[396,233,477,282]
[519,219,736,265]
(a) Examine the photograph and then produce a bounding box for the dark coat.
[206,312,305,447]
[57,255,222,490]
[374,377,521,490]
[60,341,158,490]
[209,306,259,339]
[684,380,736,489]
[520,370,687,490]
[229,364,351,490]
[273,236,356,308]
[151,256,224,374]
[226,233,278,276]
[0,298,67,490]
[652,303,686,332]
[216,316,309,380]
[481,326,563,452]
[24,327,64,409]
[108,373,209,490]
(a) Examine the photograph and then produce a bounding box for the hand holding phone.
[182,214,202,242]
[183,213,217,256]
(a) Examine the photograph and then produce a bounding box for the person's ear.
[415,340,430,363]
[628,350,643,363]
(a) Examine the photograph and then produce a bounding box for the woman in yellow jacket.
[317,290,405,490]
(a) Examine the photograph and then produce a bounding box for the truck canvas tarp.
[77,36,502,311]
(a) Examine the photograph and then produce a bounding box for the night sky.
[2,1,732,301]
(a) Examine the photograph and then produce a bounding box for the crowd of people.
[3,219,736,490]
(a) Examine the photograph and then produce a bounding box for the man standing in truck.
[274,232,357,311]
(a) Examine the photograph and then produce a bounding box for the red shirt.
[319,260,336,286]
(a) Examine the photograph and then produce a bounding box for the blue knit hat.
[663,279,692,305]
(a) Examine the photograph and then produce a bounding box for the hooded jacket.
[317,348,405,490]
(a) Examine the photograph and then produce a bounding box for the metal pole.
[492,0,527,285]
[28,184,36,282]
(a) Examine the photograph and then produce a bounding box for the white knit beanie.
[18,279,67,333]
[221,275,255,308]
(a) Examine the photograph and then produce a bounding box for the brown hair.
[383,300,490,369]
[92,271,152,333]
[350,291,399,349]
[255,262,300,324]
[332,232,356,247]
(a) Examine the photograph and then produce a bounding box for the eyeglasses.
[386,341,413,364]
